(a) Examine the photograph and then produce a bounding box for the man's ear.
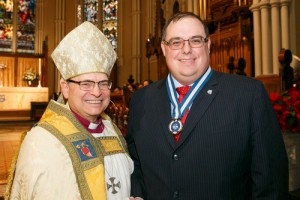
[207,37,211,52]
[161,41,166,56]
[60,79,69,100]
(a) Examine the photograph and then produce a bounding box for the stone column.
[270,0,281,75]
[193,0,199,15]
[131,0,141,83]
[199,0,207,20]
[54,0,66,92]
[35,0,44,54]
[281,0,291,49]
[186,0,193,13]
[117,0,124,70]
[250,1,262,76]
[260,0,273,74]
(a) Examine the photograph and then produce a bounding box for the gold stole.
[37,100,127,200]
[5,100,128,200]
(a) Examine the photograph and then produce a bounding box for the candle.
[38,58,41,76]
[38,58,42,87]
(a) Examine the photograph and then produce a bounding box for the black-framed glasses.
[163,36,208,50]
[67,79,112,91]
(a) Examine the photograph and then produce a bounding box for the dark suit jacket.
[126,71,288,200]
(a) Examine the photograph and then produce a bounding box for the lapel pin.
[207,90,212,94]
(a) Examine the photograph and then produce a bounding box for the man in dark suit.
[126,12,288,199]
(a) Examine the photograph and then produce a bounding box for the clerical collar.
[71,110,104,133]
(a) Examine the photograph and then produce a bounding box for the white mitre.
[51,21,117,79]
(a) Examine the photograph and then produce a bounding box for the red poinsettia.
[270,86,300,133]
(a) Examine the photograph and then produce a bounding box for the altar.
[0,87,48,121]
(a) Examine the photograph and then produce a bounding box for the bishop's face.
[161,17,211,85]
[61,72,111,122]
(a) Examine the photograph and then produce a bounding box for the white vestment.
[8,101,133,200]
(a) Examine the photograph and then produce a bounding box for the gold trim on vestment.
[101,112,129,154]
[5,100,129,200]
[98,136,124,155]
[39,101,105,200]
[39,100,128,200]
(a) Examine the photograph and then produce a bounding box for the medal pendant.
[169,119,183,134]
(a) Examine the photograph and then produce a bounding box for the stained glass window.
[17,0,35,53]
[84,0,98,25]
[0,0,36,53]
[102,0,117,49]
[82,0,118,50]
[0,0,13,52]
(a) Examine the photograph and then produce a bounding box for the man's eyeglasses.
[163,36,208,50]
[67,79,112,91]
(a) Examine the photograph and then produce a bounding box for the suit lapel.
[154,79,179,149]
[177,73,218,147]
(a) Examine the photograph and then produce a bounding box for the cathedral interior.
[0,0,300,198]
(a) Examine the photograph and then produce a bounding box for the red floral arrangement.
[270,86,300,133]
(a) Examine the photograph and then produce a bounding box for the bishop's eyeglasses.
[163,35,208,50]
[67,79,112,91]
